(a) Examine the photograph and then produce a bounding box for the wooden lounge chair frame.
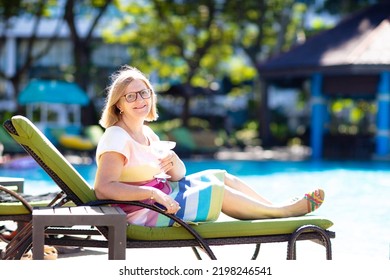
[1,116,335,260]
[0,185,33,222]
[0,184,66,258]
[0,185,65,223]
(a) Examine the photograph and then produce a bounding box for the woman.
[94,65,325,227]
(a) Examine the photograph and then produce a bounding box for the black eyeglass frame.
[122,89,152,103]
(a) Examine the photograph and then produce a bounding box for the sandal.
[20,246,58,260]
[304,188,324,213]
[43,245,58,260]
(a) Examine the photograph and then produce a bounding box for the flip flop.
[20,246,58,260]
[43,245,58,260]
[304,189,324,213]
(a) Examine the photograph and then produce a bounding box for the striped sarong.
[121,169,226,227]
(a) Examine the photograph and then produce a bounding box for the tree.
[222,0,308,145]
[63,0,114,125]
[104,0,309,133]
[0,0,114,124]
[103,0,253,126]
[0,0,62,106]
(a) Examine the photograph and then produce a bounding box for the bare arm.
[94,152,180,214]
[94,152,153,200]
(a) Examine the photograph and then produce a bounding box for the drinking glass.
[150,140,176,182]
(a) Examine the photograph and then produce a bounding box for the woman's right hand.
[152,188,181,214]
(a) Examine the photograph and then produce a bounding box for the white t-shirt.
[96,125,160,183]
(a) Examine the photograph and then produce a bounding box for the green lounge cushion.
[9,116,97,203]
[0,198,76,215]
[0,200,51,215]
[126,215,333,241]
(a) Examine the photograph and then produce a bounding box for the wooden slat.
[34,207,55,215]
[53,207,72,214]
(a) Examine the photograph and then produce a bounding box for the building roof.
[18,79,89,105]
[258,3,390,78]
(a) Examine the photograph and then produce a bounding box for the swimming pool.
[1,159,389,260]
[3,159,390,193]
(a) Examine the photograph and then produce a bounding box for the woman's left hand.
[159,150,175,174]
[158,150,186,181]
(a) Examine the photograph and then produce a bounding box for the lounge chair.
[0,185,67,261]
[0,185,61,222]
[0,185,35,243]
[1,115,335,260]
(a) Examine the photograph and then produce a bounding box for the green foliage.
[329,99,376,135]
[149,117,211,132]
[101,0,310,137]
[232,120,261,147]
[270,122,289,142]
[222,0,306,60]
[6,0,375,148]
[103,0,256,86]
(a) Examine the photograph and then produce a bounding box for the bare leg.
[224,172,273,205]
[221,186,324,220]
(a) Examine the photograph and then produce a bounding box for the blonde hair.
[99,65,158,128]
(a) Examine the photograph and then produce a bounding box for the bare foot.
[284,189,325,217]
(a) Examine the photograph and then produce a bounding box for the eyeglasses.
[122,89,152,103]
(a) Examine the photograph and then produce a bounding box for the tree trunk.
[63,0,113,126]
[257,77,271,147]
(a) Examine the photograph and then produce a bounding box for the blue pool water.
[1,159,390,260]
